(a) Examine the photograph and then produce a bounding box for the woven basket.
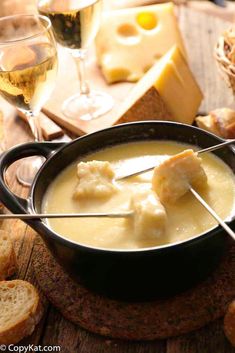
[215,28,235,94]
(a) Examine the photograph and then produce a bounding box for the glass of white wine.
[38,0,114,121]
[0,14,57,186]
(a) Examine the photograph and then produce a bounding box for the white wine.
[38,0,102,49]
[0,43,57,114]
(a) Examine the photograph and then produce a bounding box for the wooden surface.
[0,1,235,352]
[188,1,235,22]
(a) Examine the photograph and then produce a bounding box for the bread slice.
[0,230,16,280]
[0,280,43,344]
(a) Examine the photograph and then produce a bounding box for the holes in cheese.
[152,150,208,204]
[74,161,118,199]
[117,23,141,45]
[103,64,131,83]
[117,23,139,37]
[143,64,152,73]
[154,53,162,60]
[136,12,158,30]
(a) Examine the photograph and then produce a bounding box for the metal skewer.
[1,140,234,222]
[116,139,235,180]
[197,139,235,154]
[190,187,235,241]
[0,211,134,220]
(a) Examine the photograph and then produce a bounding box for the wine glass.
[0,14,57,186]
[38,0,114,121]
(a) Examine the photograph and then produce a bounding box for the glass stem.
[72,49,90,96]
[25,111,42,142]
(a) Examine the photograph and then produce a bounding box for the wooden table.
[0,1,235,352]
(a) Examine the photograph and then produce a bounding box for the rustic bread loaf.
[0,230,16,280]
[0,280,43,344]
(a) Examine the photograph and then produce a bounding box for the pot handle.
[0,142,65,214]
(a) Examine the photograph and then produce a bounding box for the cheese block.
[113,45,203,125]
[96,3,187,83]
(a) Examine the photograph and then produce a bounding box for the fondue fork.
[190,187,235,240]
[116,139,235,180]
[0,211,134,220]
[0,196,234,241]
[1,195,234,240]
[0,141,234,234]
[1,193,234,239]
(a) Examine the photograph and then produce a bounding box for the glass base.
[62,91,114,121]
[16,156,44,187]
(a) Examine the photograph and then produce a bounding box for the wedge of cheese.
[113,45,203,125]
[96,3,186,83]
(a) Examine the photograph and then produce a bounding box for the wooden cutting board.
[43,6,235,136]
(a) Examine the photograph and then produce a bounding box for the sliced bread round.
[0,230,16,280]
[0,280,43,344]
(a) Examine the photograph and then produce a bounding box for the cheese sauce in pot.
[42,141,235,249]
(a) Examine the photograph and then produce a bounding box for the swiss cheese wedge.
[113,45,203,125]
[96,2,186,83]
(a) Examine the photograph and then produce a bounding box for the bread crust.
[0,280,43,344]
[0,231,16,280]
[224,300,235,347]
[196,108,235,139]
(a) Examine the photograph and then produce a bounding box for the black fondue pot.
[0,121,234,301]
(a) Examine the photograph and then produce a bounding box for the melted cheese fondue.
[42,141,235,249]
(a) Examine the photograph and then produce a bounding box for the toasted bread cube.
[130,190,167,241]
[74,160,118,199]
[152,149,207,204]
